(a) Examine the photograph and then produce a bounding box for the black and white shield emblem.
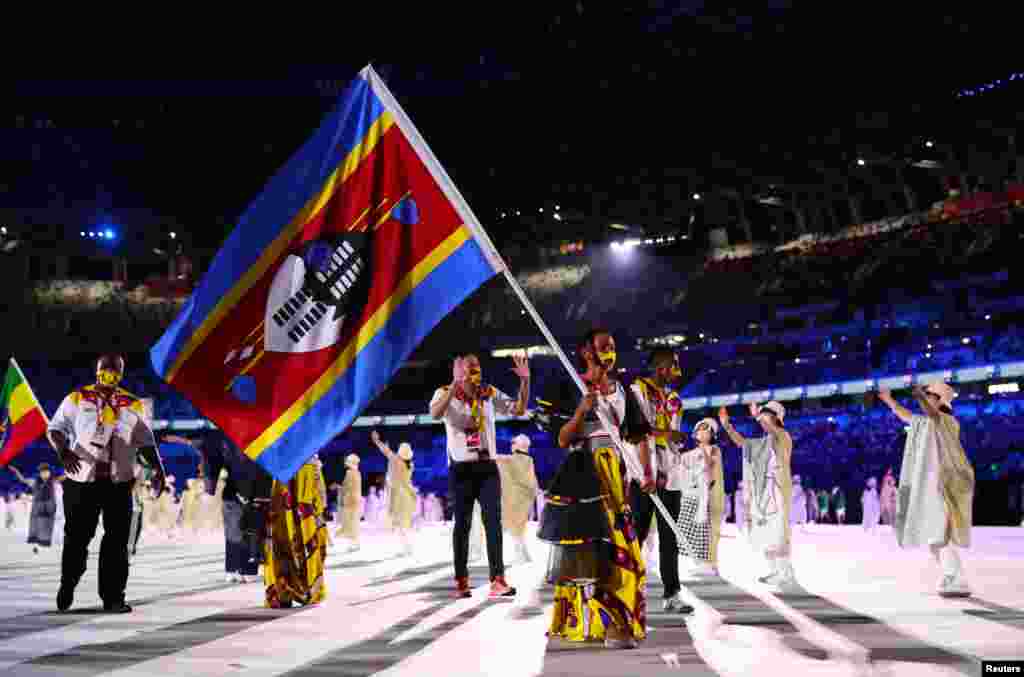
[265,233,373,354]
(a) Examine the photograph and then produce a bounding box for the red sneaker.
[488,576,516,600]
[454,576,472,599]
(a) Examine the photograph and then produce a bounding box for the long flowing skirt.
[543,446,647,643]
[264,463,328,608]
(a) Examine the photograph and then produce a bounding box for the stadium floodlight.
[104,229,114,239]
[555,204,560,210]
[553,213,562,221]
[692,193,701,200]
[925,140,934,148]
[985,314,992,320]
[856,158,866,166]
[80,231,86,237]
[89,232,95,237]
[170,232,177,239]
[962,337,971,345]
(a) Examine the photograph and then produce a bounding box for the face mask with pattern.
[97,369,122,388]
[596,350,617,370]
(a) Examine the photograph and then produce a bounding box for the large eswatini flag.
[0,359,50,466]
[151,66,503,481]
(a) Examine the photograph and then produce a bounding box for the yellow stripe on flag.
[9,382,41,424]
[243,225,473,461]
[166,111,396,382]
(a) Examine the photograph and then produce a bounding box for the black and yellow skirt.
[540,444,647,643]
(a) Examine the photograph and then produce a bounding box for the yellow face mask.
[597,350,617,370]
[97,369,122,387]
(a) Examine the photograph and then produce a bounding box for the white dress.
[861,487,881,529]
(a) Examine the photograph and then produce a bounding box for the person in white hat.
[861,476,881,533]
[674,418,725,578]
[494,433,540,563]
[334,453,363,551]
[371,431,418,557]
[878,383,974,597]
[719,401,797,591]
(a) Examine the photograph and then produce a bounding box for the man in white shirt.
[629,349,692,613]
[47,355,166,613]
[430,352,529,599]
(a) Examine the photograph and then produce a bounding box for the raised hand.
[452,357,466,385]
[511,353,530,381]
[878,389,893,403]
[371,430,381,446]
[748,402,760,418]
[717,406,730,426]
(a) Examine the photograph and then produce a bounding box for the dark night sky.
[4,4,1019,253]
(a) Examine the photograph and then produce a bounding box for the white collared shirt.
[48,386,156,484]
[431,385,516,463]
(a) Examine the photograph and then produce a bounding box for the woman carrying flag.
[540,328,653,650]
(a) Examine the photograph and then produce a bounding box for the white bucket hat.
[757,401,786,422]
[511,434,532,452]
[924,381,956,408]
[398,443,414,461]
[693,417,719,435]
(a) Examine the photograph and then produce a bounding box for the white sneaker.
[663,594,694,614]
[938,575,971,598]
[225,573,239,583]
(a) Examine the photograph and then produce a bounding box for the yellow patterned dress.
[263,460,328,608]
[540,381,650,644]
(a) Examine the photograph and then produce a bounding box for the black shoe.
[102,602,133,614]
[56,585,74,612]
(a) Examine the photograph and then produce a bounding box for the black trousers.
[223,499,259,576]
[630,482,682,598]
[450,460,504,580]
[61,479,134,605]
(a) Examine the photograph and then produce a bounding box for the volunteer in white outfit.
[719,401,797,591]
[861,477,881,532]
[879,383,974,597]
[674,418,725,577]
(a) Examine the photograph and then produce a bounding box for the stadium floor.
[0,522,1021,676]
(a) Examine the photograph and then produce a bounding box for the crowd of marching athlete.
[3,341,975,648]
[433,328,975,650]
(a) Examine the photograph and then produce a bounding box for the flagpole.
[495,269,694,554]
[363,65,694,553]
